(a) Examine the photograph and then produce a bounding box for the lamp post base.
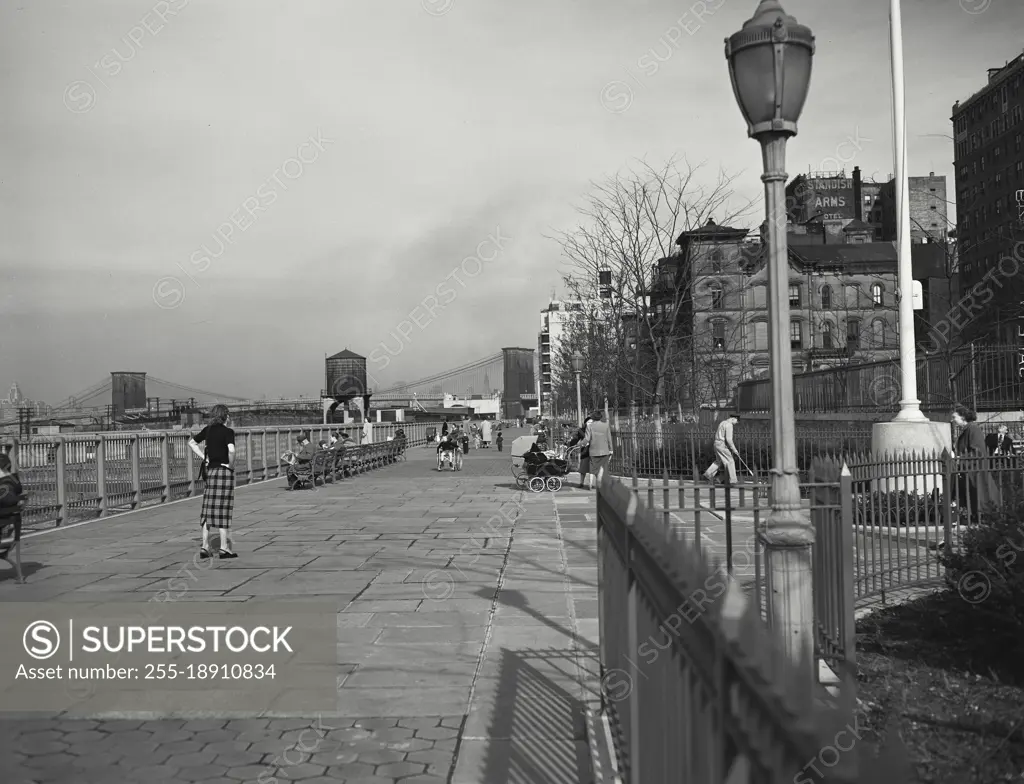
[762,534,814,676]
[871,418,951,493]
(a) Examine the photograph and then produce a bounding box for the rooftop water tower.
[323,349,371,422]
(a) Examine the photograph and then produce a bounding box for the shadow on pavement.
[479,587,598,651]
[0,560,44,583]
[479,648,595,784]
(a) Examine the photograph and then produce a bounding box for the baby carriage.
[511,437,568,492]
[437,435,463,471]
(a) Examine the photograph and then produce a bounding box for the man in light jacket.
[582,410,613,488]
[704,414,741,485]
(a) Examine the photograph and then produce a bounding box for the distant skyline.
[2,0,1022,403]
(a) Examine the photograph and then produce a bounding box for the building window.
[789,284,801,307]
[871,318,886,346]
[871,283,883,306]
[712,320,726,349]
[710,249,724,274]
[790,320,802,349]
[847,318,861,348]
[846,285,859,308]
[753,321,768,351]
[713,365,729,400]
[822,321,834,349]
[710,282,724,310]
[820,285,832,309]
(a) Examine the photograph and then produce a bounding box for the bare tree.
[551,157,755,416]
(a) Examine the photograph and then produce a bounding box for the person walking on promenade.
[581,411,613,487]
[703,413,741,485]
[188,405,238,559]
[567,416,593,490]
[952,405,1000,523]
[496,430,504,452]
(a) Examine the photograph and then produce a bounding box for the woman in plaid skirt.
[188,404,238,559]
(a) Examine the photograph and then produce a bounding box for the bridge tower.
[110,372,146,416]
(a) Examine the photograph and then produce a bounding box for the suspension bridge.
[6,348,538,431]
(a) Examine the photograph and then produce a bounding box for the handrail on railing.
[4,421,441,532]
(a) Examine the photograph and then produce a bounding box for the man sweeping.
[703,413,741,485]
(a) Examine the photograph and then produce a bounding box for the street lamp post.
[572,352,585,426]
[725,0,815,675]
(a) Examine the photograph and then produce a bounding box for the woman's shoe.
[218,550,238,559]
[199,548,211,559]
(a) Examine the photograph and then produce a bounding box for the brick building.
[951,47,1024,342]
[787,167,949,245]
[879,174,950,245]
[670,221,900,408]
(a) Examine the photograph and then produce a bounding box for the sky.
[1,0,1021,404]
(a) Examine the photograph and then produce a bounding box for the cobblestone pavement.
[2,715,462,783]
[0,433,604,783]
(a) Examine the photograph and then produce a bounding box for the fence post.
[725,481,733,574]
[186,436,196,497]
[942,448,954,555]
[839,462,856,674]
[262,431,269,481]
[130,435,141,510]
[96,436,108,516]
[246,431,254,484]
[626,547,641,784]
[160,433,170,504]
[55,439,67,527]
[274,430,281,477]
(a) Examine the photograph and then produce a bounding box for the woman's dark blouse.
[192,423,235,467]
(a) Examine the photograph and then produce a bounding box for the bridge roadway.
[0,432,609,784]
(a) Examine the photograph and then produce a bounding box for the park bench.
[285,442,402,490]
[285,457,316,490]
[310,451,336,486]
[0,492,25,584]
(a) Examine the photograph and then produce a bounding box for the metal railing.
[736,344,1024,414]
[607,449,1023,691]
[4,421,439,531]
[597,472,869,783]
[610,427,875,482]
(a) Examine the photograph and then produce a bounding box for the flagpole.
[889,0,925,421]
[872,0,948,470]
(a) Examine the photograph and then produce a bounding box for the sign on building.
[804,177,856,221]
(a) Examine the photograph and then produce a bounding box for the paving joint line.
[451,487,526,754]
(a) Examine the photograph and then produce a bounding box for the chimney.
[853,166,863,222]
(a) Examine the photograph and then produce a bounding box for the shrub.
[853,490,941,527]
[938,490,1024,629]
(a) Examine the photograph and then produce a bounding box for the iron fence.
[596,471,871,783]
[4,421,438,531]
[610,427,874,482]
[608,449,1024,684]
[736,344,1024,414]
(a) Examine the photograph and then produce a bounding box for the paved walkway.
[0,434,605,784]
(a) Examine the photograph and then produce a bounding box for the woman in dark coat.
[952,405,1000,522]
[188,404,238,559]
[567,416,593,490]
